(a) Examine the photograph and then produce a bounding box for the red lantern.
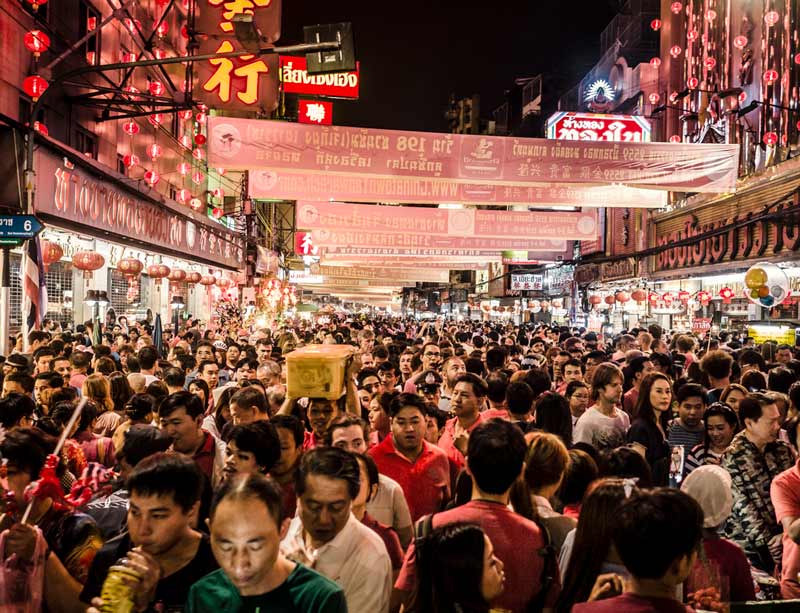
[194,133,207,145]
[588,295,602,306]
[648,292,660,303]
[199,274,217,286]
[24,30,51,57]
[649,57,661,69]
[177,162,191,176]
[670,1,682,14]
[719,287,735,304]
[191,170,205,184]
[705,9,716,21]
[147,143,162,160]
[123,121,140,136]
[216,277,233,289]
[40,240,63,272]
[704,57,716,70]
[669,45,682,58]
[686,30,699,42]
[143,170,160,186]
[177,188,190,203]
[148,81,164,96]
[168,268,187,283]
[631,289,647,303]
[192,147,204,161]
[211,207,224,219]
[669,135,681,143]
[650,19,662,31]
[763,132,778,146]
[122,52,137,63]
[697,290,711,306]
[212,188,225,199]
[25,0,47,11]
[179,109,193,120]
[189,197,203,211]
[733,36,748,49]
[615,291,630,303]
[649,93,660,105]
[72,250,105,279]
[764,70,779,85]
[33,121,48,135]
[123,153,139,168]
[196,112,207,124]
[148,113,163,126]
[604,295,616,306]
[677,290,690,303]
[662,292,676,304]
[156,21,169,37]
[686,77,699,89]
[186,271,202,284]
[764,10,780,27]
[23,75,48,101]
[118,257,144,278]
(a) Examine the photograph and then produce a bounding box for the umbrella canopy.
[152,313,164,358]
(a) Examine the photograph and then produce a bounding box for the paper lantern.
[199,274,217,286]
[704,57,716,70]
[148,143,162,160]
[196,112,207,125]
[669,135,681,143]
[764,70,779,85]
[650,19,662,31]
[168,268,187,283]
[33,121,48,135]
[186,271,202,284]
[677,290,690,303]
[189,197,203,211]
[670,45,682,58]
[122,52,137,63]
[686,30,699,42]
[604,295,616,306]
[72,250,105,279]
[40,240,63,272]
[148,113,164,126]
[705,9,716,21]
[123,154,139,168]
[763,132,778,146]
[588,295,602,305]
[615,291,630,303]
[631,289,647,303]
[147,264,170,279]
[23,75,48,101]
[24,30,51,56]
[194,133,207,146]
[687,77,699,89]
[670,2,682,14]
[764,10,780,27]
[211,207,224,219]
[123,121,140,136]
[177,188,190,203]
[696,290,711,305]
[662,292,676,304]
[192,147,204,161]
[25,0,47,10]
[733,36,748,49]
[649,93,660,104]
[649,57,661,69]
[216,277,233,289]
[212,188,225,199]
[118,257,144,278]
[156,21,169,37]
[191,170,205,185]
[719,287,735,304]
[179,109,193,120]
[143,169,160,186]
[148,81,165,96]
[177,162,191,175]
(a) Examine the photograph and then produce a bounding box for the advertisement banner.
[35,150,244,270]
[546,112,651,142]
[209,117,739,195]
[311,264,448,283]
[298,100,333,125]
[510,274,544,291]
[279,56,360,99]
[320,258,492,269]
[319,245,567,258]
[296,201,591,241]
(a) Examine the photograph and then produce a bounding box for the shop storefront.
[15,142,245,331]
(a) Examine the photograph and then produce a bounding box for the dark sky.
[282,0,618,132]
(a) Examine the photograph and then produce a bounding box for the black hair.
[599,447,653,488]
[0,393,36,429]
[485,347,508,371]
[354,453,380,501]
[120,424,173,467]
[739,392,774,425]
[565,380,589,399]
[230,386,268,415]
[769,366,797,395]
[158,390,204,419]
[295,447,360,501]
[271,414,305,447]
[523,367,552,399]
[485,371,508,404]
[125,393,156,422]
[126,452,203,512]
[700,403,739,453]
[506,380,534,416]
[228,420,281,473]
[613,488,703,579]
[558,448,599,507]
[162,367,186,388]
[454,372,489,398]
[210,473,285,525]
[534,391,573,448]
[676,382,707,405]
[467,418,527,495]
[388,392,429,418]
[0,427,61,479]
[137,346,158,370]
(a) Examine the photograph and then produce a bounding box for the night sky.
[283,0,618,132]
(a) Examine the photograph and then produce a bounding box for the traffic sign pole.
[0,248,10,357]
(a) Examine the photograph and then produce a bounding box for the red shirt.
[362,512,404,570]
[302,430,318,451]
[437,413,485,474]
[396,500,559,613]
[368,435,450,522]
[685,536,755,603]
[771,459,800,599]
[192,431,217,483]
[573,593,694,613]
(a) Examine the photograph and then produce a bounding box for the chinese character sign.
[299,99,333,125]
[194,0,280,111]
[294,231,319,256]
[510,274,543,291]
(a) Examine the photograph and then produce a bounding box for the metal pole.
[0,248,10,357]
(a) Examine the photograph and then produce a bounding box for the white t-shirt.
[573,406,630,450]
[366,474,412,535]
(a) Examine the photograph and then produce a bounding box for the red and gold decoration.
[118,257,144,301]
[186,271,202,285]
[147,263,171,290]
[72,250,104,279]
[40,240,63,272]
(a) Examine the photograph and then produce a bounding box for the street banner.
[320,257,492,269]
[208,117,739,199]
[319,245,568,258]
[296,201,590,241]
[311,264,448,283]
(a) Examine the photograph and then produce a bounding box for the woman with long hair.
[719,383,747,415]
[556,479,636,612]
[626,372,672,485]
[108,371,133,418]
[534,391,573,448]
[410,522,505,613]
[684,403,739,474]
[83,373,121,437]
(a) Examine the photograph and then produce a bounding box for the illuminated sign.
[510,274,543,291]
[280,56,360,99]
[546,112,651,142]
[298,99,333,125]
[294,231,319,256]
[584,79,616,112]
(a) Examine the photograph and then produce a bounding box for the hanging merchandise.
[743,262,790,308]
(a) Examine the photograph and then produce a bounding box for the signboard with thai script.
[311,265,448,283]
[207,118,738,201]
[296,201,594,241]
[692,318,712,333]
[299,100,333,125]
[321,257,492,270]
[320,245,558,258]
[280,56,360,99]
[35,150,243,270]
[510,274,543,291]
[546,112,651,142]
[194,0,280,112]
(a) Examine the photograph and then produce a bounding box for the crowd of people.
[1,316,800,612]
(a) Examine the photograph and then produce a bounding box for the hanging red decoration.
[186,271,202,284]
[40,240,63,272]
[764,70,779,85]
[199,274,217,286]
[194,133,207,145]
[148,81,165,96]
[180,134,192,149]
[180,25,190,39]
[615,291,631,303]
[650,19,662,31]
[763,132,778,146]
[156,21,169,37]
[123,121,139,136]
[147,264,170,279]
[686,77,699,89]
[631,289,647,303]
[704,57,717,70]
[144,169,160,186]
[179,109,193,120]
[191,170,205,184]
[588,295,602,306]
[122,52,137,63]
[148,113,163,126]
[212,188,225,199]
[168,269,187,283]
[670,2,682,14]
[211,207,224,219]
[72,251,105,279]
[189,197,203,211]
[648,93,660,104]
[25,0,47,11]
[177,162,191,175]
[669,45,682,58]
[33,121,48,135]
[677,290,691,303]
[23,75,48,101]
[705,9,716,21]
[733,36,747,50]
[697,290,711,305]
[147,143,162,160]
[86,16,97,30]
[117,257,144,289]
[686,30,699,42]
[192,147,204,161]
[662,292,676,304]
[24,30,51,57]
[649,57,661,69]
[123,153,139,168]
[86,51,96,64]
[177,188,190,203]
[648,292,660,303]
[216,167,226,176]
[764,10,780,27]
[196,112,207,125]
[719,287,735,304]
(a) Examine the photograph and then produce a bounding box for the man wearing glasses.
[403,343,442,394]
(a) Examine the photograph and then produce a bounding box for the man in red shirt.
[437,373,487,474]
[771,457,800,598]
[393,419,558,613]
[369,393,450,522]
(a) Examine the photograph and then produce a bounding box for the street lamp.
[170,295,185,334]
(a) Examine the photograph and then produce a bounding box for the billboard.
[546,112,652,142]
[280,56,360,99]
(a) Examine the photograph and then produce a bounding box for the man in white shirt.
[574,362,630,450]
[281,447,392,612]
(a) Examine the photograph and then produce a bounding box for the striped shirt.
[668,419,705,455]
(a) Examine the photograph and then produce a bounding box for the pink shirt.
[437,413,485,474]
[771,459,800,598]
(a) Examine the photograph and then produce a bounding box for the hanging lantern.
[123,18,141,33]
[22,75,48,101]
[123,86,139,96]
[180,134,192,149]
[615,291,631,303]
[40,240,63,272]
[147,143,163,160]
[604,295,616,306]
[168,268,187,283]
[704,57,717,70]
[179,109,193,120]
[662,292,676,304]
[211,207,224,219]
[697,290,711,306]
[199,274,217,286]
[194,133,207,146]
[147,263,171,281]
[705,9,716,21]
[144,169,160,186]
[764,10,780,27]
[212,188,225,199]
[216,277,233,289]
[551,298,563,309]
[33,121,48,135]
[123,121,140,136]
[733,36,748,50]
[650,19,662,31]
[156,21,169,37]
[669,45,682,58]
[649,57,661,69]
[686,77,699,89]
[24,31,51,57]
[191,170,205,184]
[148,81,165,96]
[177,162,191,175]
[670,2,682,14]
[719,287,735,304]
[123,153,139,168]
[186,271,202,284]
[669,135,681,143]
[216,167,226,176]
[117,257,144,292]
[192,147,204,161]
[189,197,203,211]
[686,30,699,42]
[180,25,190,39]
[25,0,47,11]
[122,52,137,63]
[763,132,778,146]
[648,291,660,303]
[148,113,164,126]
[153,48,166,60]
[177,188,190,203]
[196,112,207,124]
[677,290,691,303]
[764,70,779,85]
[649,93,660,104]
[72,250,105,279]
[631,289,647,303]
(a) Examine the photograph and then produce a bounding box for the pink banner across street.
[320,245,569,259]
[311,264,448,283]
[296,201,588,241]
[320,258,493,269]
[208,117,739,200]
